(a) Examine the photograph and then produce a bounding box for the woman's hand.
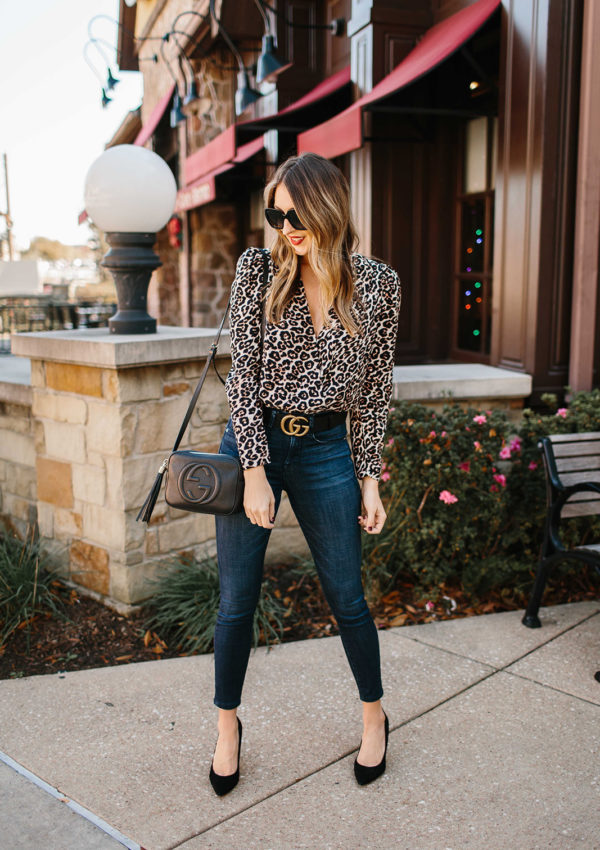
[358,476,387,534]
[243,466,276,528]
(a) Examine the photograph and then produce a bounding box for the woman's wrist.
[360,475,379,488]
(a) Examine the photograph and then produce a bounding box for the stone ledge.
[392,364,532,402]
[10,327,232,369]
[0,363,32,405]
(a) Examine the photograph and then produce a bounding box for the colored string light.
[473,329,480,336]
[475,281,481,288]
[465,290,471,296]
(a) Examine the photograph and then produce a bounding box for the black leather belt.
[262,406,347,437]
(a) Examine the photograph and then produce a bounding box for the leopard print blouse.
[225,246,401,481]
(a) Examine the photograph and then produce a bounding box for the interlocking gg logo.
[178,463,220,503]
[280,414,310,436]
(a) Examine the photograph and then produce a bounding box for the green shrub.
[0,528,67,649]
[362,390,600,598]
[142,551,288,654]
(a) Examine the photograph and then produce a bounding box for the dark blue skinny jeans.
[213,410,384,709]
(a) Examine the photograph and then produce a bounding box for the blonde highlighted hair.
[264,152,362,336]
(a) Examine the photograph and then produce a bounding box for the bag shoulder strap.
[172,247,270,453]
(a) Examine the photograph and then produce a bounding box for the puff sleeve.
[224,247,271,469]
[349,265,401,480]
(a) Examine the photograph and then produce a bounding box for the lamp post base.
[101,232,161,335]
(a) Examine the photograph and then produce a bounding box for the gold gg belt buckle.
[280,414,310,436]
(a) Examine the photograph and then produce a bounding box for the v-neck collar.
[298,278,327,341]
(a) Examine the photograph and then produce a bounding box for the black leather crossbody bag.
[136,249,270,523]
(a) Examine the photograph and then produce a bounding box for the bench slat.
[557,470,600,486]
[552,441,600,459]
[548,431,600,443]
[555,456,600,472]
[562,501,600,518]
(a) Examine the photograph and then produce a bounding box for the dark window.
[452,117,496,360]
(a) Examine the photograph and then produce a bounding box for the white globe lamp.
[84,145,177,334]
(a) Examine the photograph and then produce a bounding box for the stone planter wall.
[8,328,311,613]
[0,380,36,538]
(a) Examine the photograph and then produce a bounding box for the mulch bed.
[1,565,598,680]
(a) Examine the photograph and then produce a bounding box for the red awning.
[175,135,265,213]
[134,84,176,147]
[298,0,501,159]
[184,125,237,187]
[182,66,351,185]
[239,65,351,132]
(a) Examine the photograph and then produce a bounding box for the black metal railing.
[0,297,116,353]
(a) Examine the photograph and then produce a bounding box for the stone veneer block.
[29,359,45,388]
[53,507,83,539]
[135,395,192,454]
[163,381,190,397]
[70,540,110,596]
[35,457,73,508]
[45,362,103,397]
[0,428,35,466]
[71,463,106,506]
[86,402,136,458]
[105,367,162,403]
[43,420,86,464]
[31,391,87,424]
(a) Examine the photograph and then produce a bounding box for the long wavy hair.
[263,153,362,336]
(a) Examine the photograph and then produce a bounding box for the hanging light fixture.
[106,66,119,91]
[170,90,186,127]
[254,0,292,84]
[209,0,260,117]
[256,33,292,84]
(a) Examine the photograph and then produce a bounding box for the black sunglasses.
[264,207,306,231]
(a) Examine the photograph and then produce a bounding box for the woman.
[209,152,401,795]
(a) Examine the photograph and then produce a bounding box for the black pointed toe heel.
[354,711,389,786]
[209,717,242,796]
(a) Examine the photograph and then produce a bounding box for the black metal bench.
[522,431,600,628]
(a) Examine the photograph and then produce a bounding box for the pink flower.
[441,431,447,437]
[381,471,391,482]
[509,437,522,453]
[474,440,482,451]
[556,408,567,418]
[493,473,507,487]
[473,414,487,424]
[429,430,437,438]
[439,490,458,504]
[425,601,435,612]
[459,461,471,472]
[499,446,512,459]
[387,437,395,446]
[528,461,538,471]
[490,484,499,493]
[389,407,396,412]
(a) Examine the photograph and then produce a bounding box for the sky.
[0,0,144,250]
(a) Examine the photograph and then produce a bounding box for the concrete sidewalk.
[1,600,598,850]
